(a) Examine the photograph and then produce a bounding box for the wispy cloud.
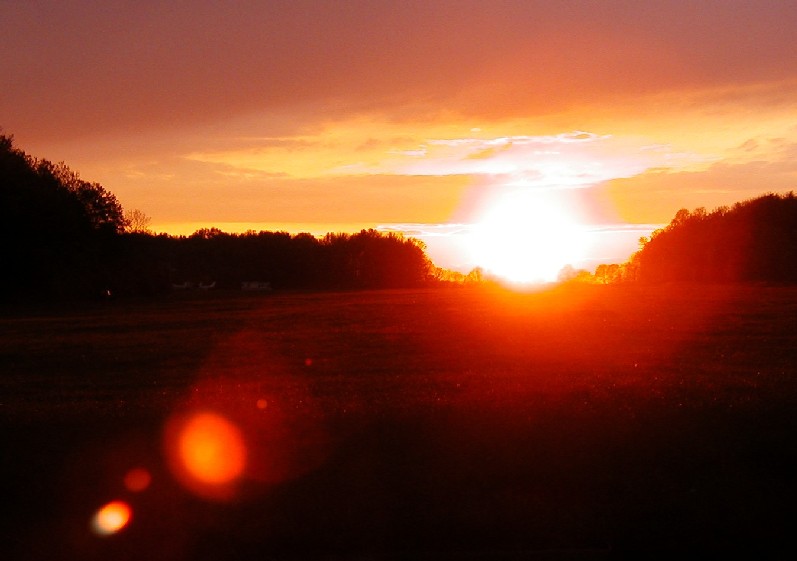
[181,124,711,206]
[331,130,699,191]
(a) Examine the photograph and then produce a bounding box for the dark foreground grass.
[2,284,797,559]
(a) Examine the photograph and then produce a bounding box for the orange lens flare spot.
[256,398,268,410]
[179,412,246,484]
[165,411,247,499]
[123,467,152,492]
[91,500,131,536]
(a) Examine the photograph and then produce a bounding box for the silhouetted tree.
[594,263,622,284]
[0,131,126,300]
[124,209,152,233]
[465,267,485,284]
[633,192,797,284]
[33,158,126,234]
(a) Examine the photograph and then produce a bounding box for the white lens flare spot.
[91,500,132,536]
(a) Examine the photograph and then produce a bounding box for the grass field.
[2,284,797,559]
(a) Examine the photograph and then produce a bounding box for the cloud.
[377,223,473,238]
[349,131,690,192]
[4,1,797,143]
[186,125,685,196]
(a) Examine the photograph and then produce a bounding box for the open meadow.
[2,284,797,559]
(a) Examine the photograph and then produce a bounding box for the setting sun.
[469,189,589,284]
[5,2,797,558]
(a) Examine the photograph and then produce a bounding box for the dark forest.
[1,133,432,302]
[631,193,797,284]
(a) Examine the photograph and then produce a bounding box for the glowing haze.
[3,1,797,276]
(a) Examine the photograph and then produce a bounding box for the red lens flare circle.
[164,411,247,500]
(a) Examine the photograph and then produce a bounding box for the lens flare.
[179,413,246,484]
[123,467,152,492]
[91,500,131,536]
[165,411,247,499]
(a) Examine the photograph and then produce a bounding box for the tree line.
[8,129,794,299]
[593,192,797,284]
[119,227,433,295]
[1,132,435,302]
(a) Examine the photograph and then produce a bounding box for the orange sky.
[3,1,797,272]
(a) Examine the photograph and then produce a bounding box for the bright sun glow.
[470,190,589,284]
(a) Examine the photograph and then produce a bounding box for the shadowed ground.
[2,285,796,559]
